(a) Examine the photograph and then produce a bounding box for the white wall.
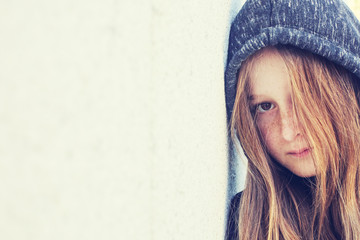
[0,0,246,239]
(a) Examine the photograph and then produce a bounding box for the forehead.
[249,48,290,96]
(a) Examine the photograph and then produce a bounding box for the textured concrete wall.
[0,0,244,239]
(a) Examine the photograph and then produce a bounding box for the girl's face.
[249,47,316,177]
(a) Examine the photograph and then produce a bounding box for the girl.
[225,0,360,239]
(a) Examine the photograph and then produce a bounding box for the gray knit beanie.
[225,0,360,121]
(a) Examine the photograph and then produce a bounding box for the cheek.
[256,114,279,148]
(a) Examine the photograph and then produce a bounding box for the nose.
[280,109,300,141]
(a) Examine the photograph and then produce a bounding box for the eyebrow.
[248,94,263,101]
[248,94,270,104]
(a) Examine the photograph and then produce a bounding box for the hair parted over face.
[230,45,360,239]
[248,47,315,177]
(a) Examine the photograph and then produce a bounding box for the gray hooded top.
[225,0,360,120]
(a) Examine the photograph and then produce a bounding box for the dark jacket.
[225,192,242,240]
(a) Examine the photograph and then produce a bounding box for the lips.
[287,148,311,158]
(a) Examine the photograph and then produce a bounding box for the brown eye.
[257,102,274,112]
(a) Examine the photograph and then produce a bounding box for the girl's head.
[231,45,360,180]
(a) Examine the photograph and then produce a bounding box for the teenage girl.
[225,0,360,239]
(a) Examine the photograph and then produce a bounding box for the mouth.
[287,148,311,158]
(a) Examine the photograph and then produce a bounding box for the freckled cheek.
[257,121,271,141]
[256,115,279,143]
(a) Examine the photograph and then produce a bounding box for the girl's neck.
[276,165,315,205]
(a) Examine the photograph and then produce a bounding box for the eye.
[257,102,274,113]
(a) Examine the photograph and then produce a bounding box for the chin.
[291,170,317,178]
[288,164,317,178]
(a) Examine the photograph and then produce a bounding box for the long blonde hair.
[230,45,360,239]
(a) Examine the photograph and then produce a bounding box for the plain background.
[1,0,359,239]
[0,0,243,239]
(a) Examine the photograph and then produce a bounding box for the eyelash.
[251,102,275,113]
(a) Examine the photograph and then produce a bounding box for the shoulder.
[225,192,243,240]
[229,192,242,210]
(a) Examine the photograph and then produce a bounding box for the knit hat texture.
[225,0,360,120]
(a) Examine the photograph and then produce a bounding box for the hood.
[225,0,360,121]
